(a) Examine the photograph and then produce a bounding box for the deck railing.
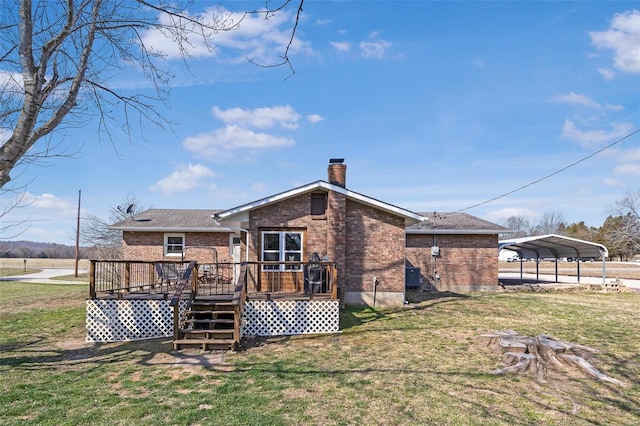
[89,260,193,299]
[243,261,338,300]
[90,260,338,300]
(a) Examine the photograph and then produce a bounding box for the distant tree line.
[500,190,640,261]
[0,241,84,259]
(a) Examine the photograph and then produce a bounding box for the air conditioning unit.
[405,267,421,289]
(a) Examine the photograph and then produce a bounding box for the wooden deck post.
[89,260,96,299]
[331,264,338,300]
[125,262,131,294]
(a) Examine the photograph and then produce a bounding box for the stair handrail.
[169,261,196,342]
[231,262,248,350]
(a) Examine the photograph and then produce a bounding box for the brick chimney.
[328,158,346,188]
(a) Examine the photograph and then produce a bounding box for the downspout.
[372,276,379,307]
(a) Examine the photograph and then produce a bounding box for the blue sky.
[1,0,639,245]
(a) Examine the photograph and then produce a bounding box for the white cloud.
[150,164,215,194]
[0,128,12,143]
[613,163,640,176]
[620,147,640,162]
[554,92,623,111]
[16,192,76,216]
[307,114,324,123]
[212,105,301,129]
[604,103,624,112]
[183,125,294,159]
[0,71,24,92]
[331,41,351,52]
[484,208,540,224]
[250,182,267,193]
[604,177,623,186]
[554,92,601,108]
[590,9,640,73]
[360,39,391,59]
[561,120,634,147]
[139,6,312,63]
[598,67,616,80]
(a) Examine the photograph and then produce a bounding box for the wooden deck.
[88,260,339,350]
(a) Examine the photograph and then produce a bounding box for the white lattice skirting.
[241,300,340,336]
[86,299,339,342]
[86,300,187,342]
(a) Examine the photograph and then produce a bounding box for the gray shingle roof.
[110,208,507,235]
[109,209,223,231]
[406,212,510,234]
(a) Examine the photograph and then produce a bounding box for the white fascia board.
[407,229,506,235]
[214,181,326,220]
[110,226,233,233]
[215,180,427,223]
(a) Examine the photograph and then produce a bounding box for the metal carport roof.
[498,234,609,284]
[499,234,608,260]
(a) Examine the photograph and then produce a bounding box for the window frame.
[310,192,327,216]
[164,233,185,257]
[261,231,303,271]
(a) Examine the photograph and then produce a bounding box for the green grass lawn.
[1,282,638,425]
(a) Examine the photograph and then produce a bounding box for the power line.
[456,128,640,213]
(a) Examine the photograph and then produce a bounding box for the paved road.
[499,272,640,290]
[0,268,89,285]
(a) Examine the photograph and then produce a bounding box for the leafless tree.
[0,0,304,190]
[531,211,566,236]
[606,189,640,259]
[81,195,148,259]
[500,215,531,239]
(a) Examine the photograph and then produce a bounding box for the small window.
[261,231,303,271]
[311,192,327,216]
[165,233,184,257]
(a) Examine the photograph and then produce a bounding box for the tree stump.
[480,331,625,386]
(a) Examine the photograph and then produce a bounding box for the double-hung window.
[165,233,184,257]
[261,231,303,271]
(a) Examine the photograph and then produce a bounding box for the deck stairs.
[173,299,239,351]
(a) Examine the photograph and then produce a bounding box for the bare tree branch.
[0,0,305,190]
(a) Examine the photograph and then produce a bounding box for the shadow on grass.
[0,337,175,371]
[226,357,639,424]
[339,290,471,330]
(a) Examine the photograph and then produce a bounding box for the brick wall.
[122,231,233,262]
[249,192,331,262]
[406,234,499,291]
[345,200,406,294]
[248,191,406,297]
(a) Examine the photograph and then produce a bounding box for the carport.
[499,234,609,284]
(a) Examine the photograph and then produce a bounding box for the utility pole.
[75,189,81,277]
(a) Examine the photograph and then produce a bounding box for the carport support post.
[519,258,523,280]
[555,258,558,283]
[577,259,581,284]
[601,254,606,285]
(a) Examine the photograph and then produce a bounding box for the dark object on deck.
[304,252,327,293]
